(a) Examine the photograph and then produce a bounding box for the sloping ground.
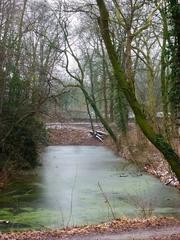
[0,217,180,240]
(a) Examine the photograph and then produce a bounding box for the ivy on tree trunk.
[168,0,180,129]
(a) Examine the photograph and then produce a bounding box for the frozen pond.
[0,146,180,231]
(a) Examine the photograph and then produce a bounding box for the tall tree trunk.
[85,97,95,134]
[146,52,156,124]
[96,0,180,181]
[160,7,170,139]
[0,52,5,115]
[15,0,28,67]
[101,43,108,120]
[168,1,180,133]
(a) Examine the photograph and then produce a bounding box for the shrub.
[0,113,47,170]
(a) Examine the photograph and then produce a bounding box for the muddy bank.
[117,124,180,190]
[48,127,104,146]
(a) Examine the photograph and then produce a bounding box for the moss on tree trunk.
[96,0,180,181]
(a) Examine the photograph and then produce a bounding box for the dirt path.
[65,225,180,240]
[1,225,180,240]
[1,218,180,240]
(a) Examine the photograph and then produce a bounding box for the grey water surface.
[0,146,180,231]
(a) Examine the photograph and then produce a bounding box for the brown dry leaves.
[48,127,103,146]
[0,217,180,240]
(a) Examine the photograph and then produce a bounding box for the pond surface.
[0,146,180,231]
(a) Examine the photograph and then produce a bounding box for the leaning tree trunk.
[96,0,180,181]
[80,86,118,145]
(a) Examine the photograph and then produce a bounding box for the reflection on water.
[0,146,180,231]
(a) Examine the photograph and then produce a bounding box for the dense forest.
[0,0,180,179]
